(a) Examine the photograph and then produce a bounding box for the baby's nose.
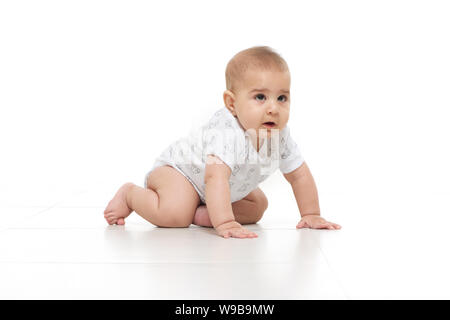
[266,102,279,113]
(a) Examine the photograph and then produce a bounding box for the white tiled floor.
[1,186,450,300]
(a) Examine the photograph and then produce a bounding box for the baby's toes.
[104,208,113,216]
[104,199,118,214]
[105,217,115,225]
[105,213,117,225]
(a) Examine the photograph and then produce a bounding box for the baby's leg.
[233,188,269,224]
[104,165,201,227]
[104,183,134,225]
[192,187,269,227]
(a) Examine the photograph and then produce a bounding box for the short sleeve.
[278,126,305,174]
[202,124,246,172]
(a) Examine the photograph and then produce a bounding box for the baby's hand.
[296,215,341,230]
[215,221,258,239]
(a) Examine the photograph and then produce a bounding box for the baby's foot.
[192,205,213,227]
[104,182,134,225]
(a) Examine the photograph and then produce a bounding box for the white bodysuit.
[144,107,304,204]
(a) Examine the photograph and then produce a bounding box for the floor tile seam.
[310,233,351,300]
[0,206,103,209]
[19,202,62,219]
[0,205,59,233]
[0,260,301,265]
[1,226,297,231]
[50,206,105,209]
[4,227,112,230]
[0,206,52,209]
[0,198,74,213]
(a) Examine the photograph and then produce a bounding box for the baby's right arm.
[204,155,258,239]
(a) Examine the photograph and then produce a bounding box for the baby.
[104,46,341,239]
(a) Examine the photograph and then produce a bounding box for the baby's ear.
[223,90,236,115]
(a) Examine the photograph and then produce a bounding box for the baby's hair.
[225,46,289,92]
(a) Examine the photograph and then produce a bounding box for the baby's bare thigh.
[146,165,201,227]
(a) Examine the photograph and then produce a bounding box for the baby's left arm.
[283,162,341,230]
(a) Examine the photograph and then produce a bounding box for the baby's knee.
[252,195,267,222]
[256,191,268,214]
[169,218,192,228]
[154,209,193,228]
[259,194,269,213]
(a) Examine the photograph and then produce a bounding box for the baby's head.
[224,46,291,138]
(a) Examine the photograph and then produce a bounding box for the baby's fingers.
[241,231,258,238]
[224,229,257,239]
[314,222,332,229]
[318,222,340,230]
[296,220,308,229]
[331,223,341,229]
[229,231,256,239]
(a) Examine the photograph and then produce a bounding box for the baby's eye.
[255,94,266,101]
[278,95,288,102]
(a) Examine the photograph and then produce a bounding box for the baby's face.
[225,68,291,139]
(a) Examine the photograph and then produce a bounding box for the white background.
[1,0,449,221]
[1,0,450,300]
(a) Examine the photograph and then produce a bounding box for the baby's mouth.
[263,121,276,128]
